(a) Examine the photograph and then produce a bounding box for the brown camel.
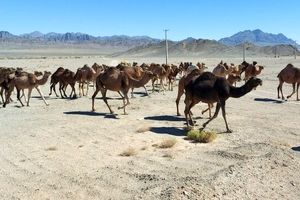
[175,65,211,117]
[130,70,157,97]
[4,71,51,107]
[184,72,262,132]
[49,67,65,97]
[92,67,135,115]
[59,69,77,99]
[277,63,300,100]
[148,63,168,92]
[75,64,97,97]
[168,65,181,91]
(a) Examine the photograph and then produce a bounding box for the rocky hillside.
[219,29,298,47]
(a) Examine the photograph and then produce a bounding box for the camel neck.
[36,75,49,85]
[130,73,152,87]
[229,83,253,98]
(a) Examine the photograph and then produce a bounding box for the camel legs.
[277,81,284,100]
[297,83,300,101]
[131,88,136,98]
[16,89,25,107]
[0,87,4,104]
[202,103,221,130]
[220,101,231,133]
[49,83,59,97]
[118,91,130,115]
[184,96,199,128]
[201,103,213,118]
[36,86,49,106]
[26,88,32,106]
[287,83,296,99]
[91,87,100,111]
[101,88,114,114]
[143,86,149,96]
[175,85,184,116]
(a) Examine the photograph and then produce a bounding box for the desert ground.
[0,53,299,200]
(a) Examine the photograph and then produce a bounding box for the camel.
[212,61,232,77]
[168,65,181,91]
[277,63,300,100]
[130,70,157,97]
[49,67,65,97]
[75,64,97,97]
[244,62,264,81]
[4,71,51,107]
[184,72,262,132]
[116,63,144,79]
[175,65,211,117]
[92,67,135,115]
[227,74,241,86]
[58,69,77,99]
[148,63,168,92]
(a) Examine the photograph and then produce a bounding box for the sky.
[1,0,300,42]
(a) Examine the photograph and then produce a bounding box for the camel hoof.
[226,129,233,133]
[177,113,181,116]
[287,96,291,99]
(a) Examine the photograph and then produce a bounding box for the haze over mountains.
[0,29,299,57]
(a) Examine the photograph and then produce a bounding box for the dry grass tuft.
[140,146,148,151]
[158,138,177,149]
[163,151,175,159]
[187,130,217,143]
[120,147,137,157]
[45,146,57,151]
[136,126,151,133]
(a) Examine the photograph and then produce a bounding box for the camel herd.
[0,60,299,132]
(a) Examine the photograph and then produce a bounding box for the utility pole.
[243,43,246,61]
[164,29,169,65]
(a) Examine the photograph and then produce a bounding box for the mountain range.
[219,29,298,46]
[0,29,299,57]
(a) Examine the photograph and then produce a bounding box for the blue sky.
[1,0,299,42]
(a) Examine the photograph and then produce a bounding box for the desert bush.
[186,130,217,143]
[120,147,137,157]
[158,138,177,148]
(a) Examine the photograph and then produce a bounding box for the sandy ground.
[0,55,300,200]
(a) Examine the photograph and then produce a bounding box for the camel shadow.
[291,146,300,152]
[63,111,118,119]
[132,92,148,97]
[149,127,186,136]
[144,115,185,122]
[254,98,284,104]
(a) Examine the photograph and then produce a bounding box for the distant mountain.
[117,38,300,58]
[0,31,161,48]
[219,29,298,47]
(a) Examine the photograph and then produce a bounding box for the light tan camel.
[4,71,51,107]
[212,61,232,77]
[227,74,241,86]
[277,63,300,100]
[92,67,134,115]
[244,63,264,81]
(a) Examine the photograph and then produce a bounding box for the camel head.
[245,77,262,90]
[43,71,52,77]
[34,71,43,77]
